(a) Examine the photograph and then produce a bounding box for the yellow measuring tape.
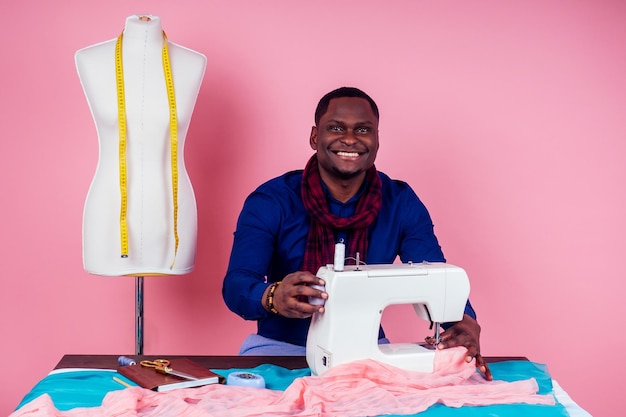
[115,32,179,267]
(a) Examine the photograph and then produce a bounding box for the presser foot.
[418,341,437,350]
[424,323,442,349]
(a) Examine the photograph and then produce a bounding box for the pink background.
[1,1,624,416]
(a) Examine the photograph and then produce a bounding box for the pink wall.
[1,1,623,416]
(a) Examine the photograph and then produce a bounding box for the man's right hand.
[265,271,327,318]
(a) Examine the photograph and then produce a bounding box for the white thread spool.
[334,241,345,272]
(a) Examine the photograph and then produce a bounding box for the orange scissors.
[140,359,198,381]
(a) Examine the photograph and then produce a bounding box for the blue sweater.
[222,169,475,346]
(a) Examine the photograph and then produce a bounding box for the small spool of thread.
[333,241,345,272]
[117,356,137,366]
[227,372,266,388]
[308,284,326,306]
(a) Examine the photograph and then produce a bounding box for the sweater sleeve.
[222,189,280,320]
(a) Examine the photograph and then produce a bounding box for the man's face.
[310,97,379,182]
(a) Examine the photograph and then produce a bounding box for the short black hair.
[314,87,379,125]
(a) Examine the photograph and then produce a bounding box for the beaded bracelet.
[265,281,281,315]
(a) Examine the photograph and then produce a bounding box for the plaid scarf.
[300,154,382,274]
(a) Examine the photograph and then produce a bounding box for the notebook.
[117,358,225,392]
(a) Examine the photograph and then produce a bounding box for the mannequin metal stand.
[136,276,144,355]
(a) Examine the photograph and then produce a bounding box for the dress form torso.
[76,15,206,276]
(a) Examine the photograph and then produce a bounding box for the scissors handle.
[140,359,170,369]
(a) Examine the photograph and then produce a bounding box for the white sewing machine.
[306,261,470,375]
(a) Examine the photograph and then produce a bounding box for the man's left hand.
[433,314,492,381]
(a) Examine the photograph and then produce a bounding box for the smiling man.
[311,95,379,201]
[222,87,491,380]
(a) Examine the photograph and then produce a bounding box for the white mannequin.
[76,15,206,276]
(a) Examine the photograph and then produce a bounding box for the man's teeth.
[336,151,360,157]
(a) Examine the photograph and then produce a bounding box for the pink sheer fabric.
[11,347,555,417]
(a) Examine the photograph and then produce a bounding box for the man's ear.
[309,126,318,150]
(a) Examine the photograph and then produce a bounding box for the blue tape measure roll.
[227,372,266,388]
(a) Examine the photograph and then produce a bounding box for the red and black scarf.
[300,154,382,274]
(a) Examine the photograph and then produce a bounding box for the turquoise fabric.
[16,361,568,416]
[15,370,136,411]
[214,363,311,391]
